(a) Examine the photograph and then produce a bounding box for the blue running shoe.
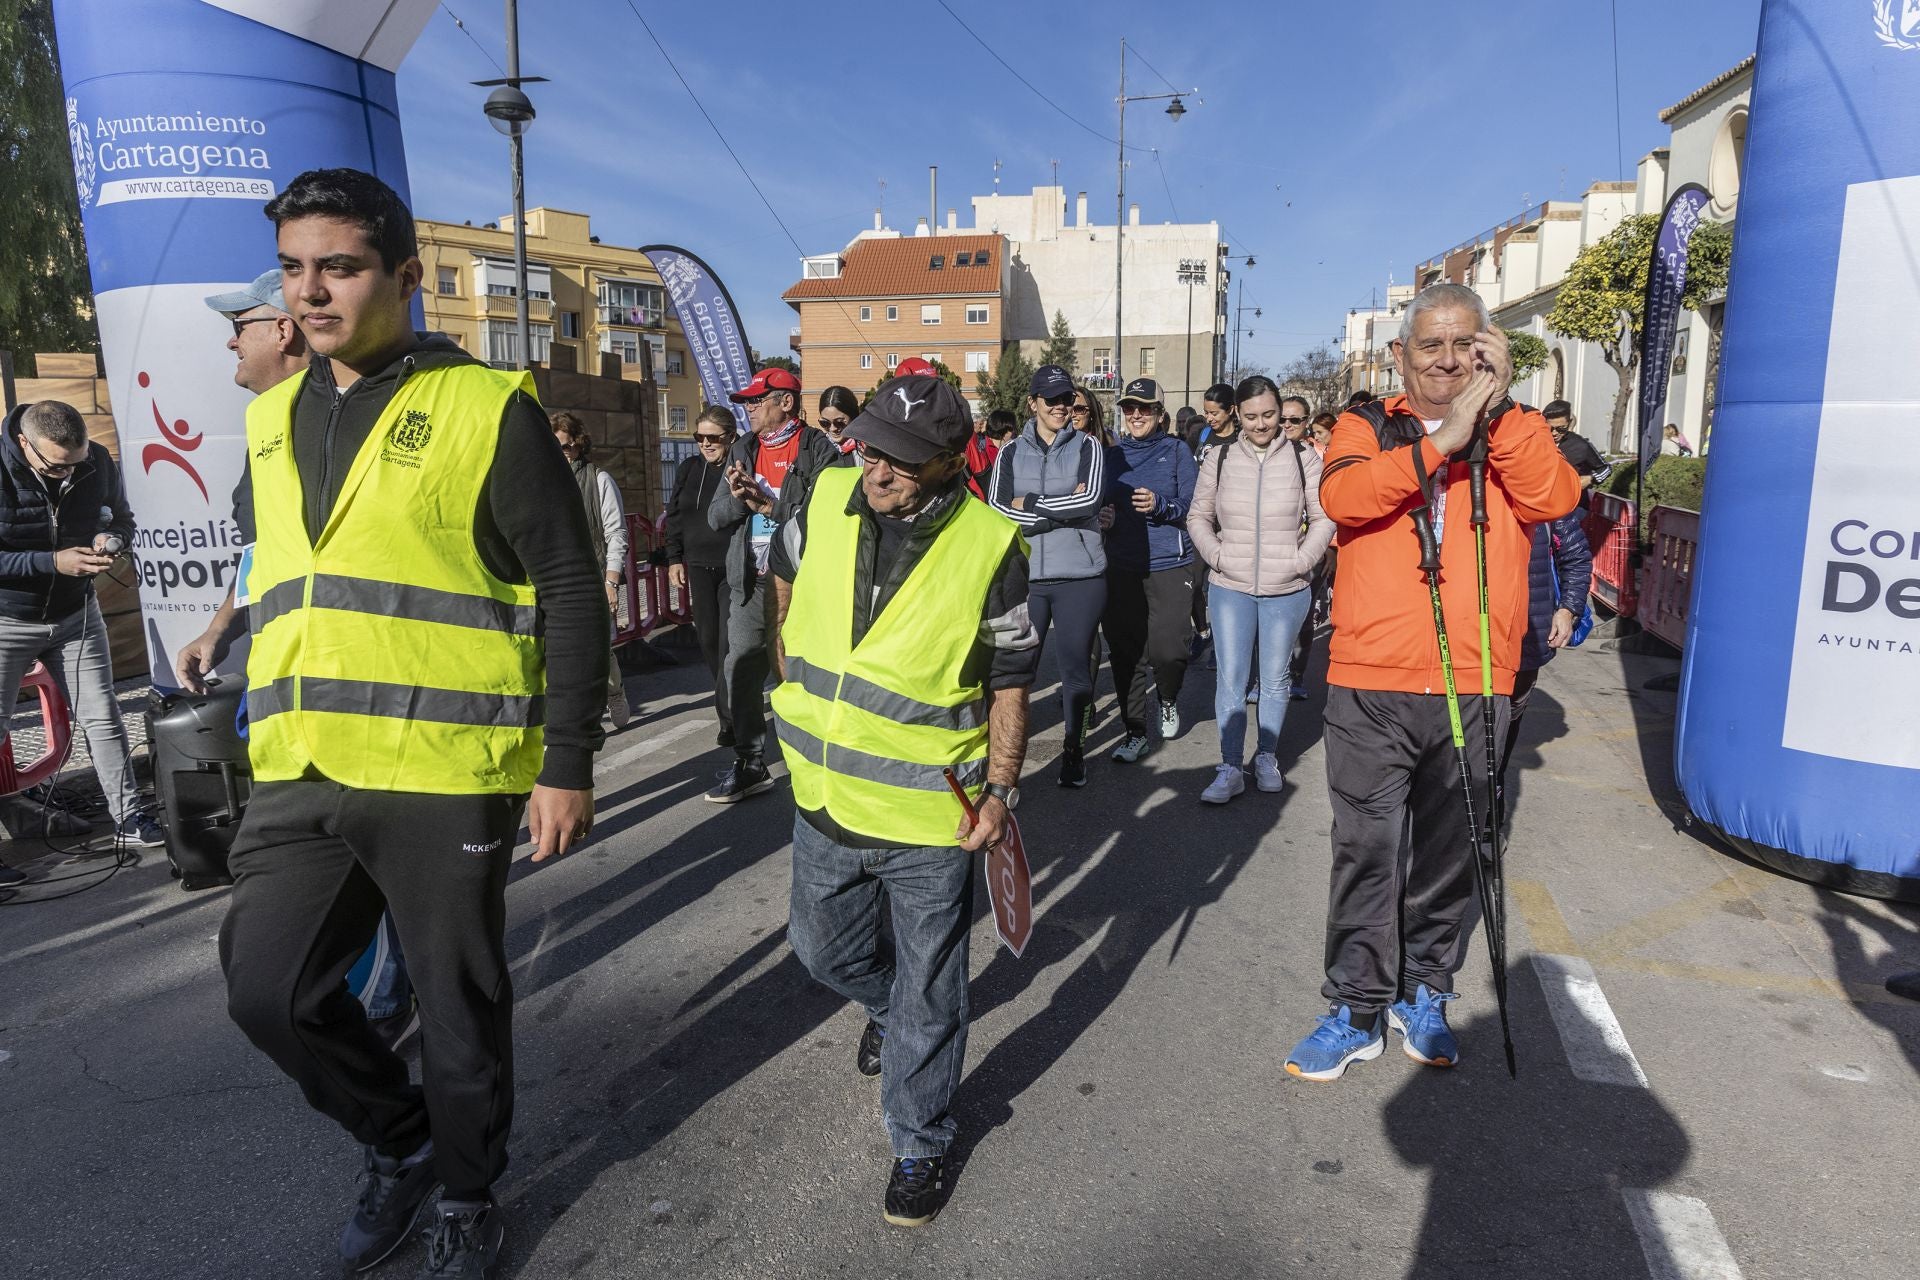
[1387,985,1461,1067]
[1284,1005,1384,1082]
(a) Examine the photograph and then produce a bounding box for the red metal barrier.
[612,513,694,647]
[1,662,73,796]
[1640,506,1699,649]
[1584,492,1639,618]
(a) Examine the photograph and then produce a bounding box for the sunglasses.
[1069,404,1091,416]
[818,417,851,430]
[1039,393,1077,408]
[231,316,278,338]
[21,431,78,477]
[1278,415,1308,425]
[694,433,731,444]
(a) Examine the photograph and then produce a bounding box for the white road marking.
[1622,1189,1745,1280]
[1817,1063,1869,1083]
[595,717,713,777]
[1531,953,1649,1087]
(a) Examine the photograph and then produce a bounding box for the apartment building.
[415,207,702,440]
[782,233,1009,411]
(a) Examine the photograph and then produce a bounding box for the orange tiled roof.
[783,234,1004,302]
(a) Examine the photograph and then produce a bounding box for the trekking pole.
[1467,434,1517,1078]
[1410,445,1517,1079]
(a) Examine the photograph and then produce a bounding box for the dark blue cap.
[1028,364,1075,399]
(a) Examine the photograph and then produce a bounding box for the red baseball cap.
[728,366,802,402]
[893,357,937,378]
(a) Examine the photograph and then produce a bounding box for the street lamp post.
[1231,266,1260,381]
[1177,257,1207,409]
[476,0,546,370]
[1114,38,1195,393]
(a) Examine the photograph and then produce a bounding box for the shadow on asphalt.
[1383,1005,1691,1279]
[1815,895,1920,1072]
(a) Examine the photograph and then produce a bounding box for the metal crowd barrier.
[1638,506,1699,650]
[612,513,694,648]
[1584,492,1640,619]
[1,662,74,796]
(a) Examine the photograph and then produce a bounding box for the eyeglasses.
[1278,415,1308,425]
[694,433,731,444]
[231,316,278,338]
[737,392,773,407]
[855,443,945,479]
[20,432,78,477]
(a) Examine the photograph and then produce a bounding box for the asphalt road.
[2,635,1916,1279]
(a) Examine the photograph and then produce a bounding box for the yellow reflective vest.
[771,467,1020,846]
[243,362,546,794]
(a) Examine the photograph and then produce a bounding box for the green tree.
[0,1,97,374]
[756,354,800,377]
[974,344,1035,418]
[1040,310,1076,374]
[1505,328,1549,387]
[1546,214,1733,450]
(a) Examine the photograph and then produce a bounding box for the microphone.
[97,507,124,556]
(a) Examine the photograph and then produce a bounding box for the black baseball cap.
[1028,364,1075,400]
[1117,377,1163,407]
[843,375,972,464]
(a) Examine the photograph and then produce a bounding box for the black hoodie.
[0,404,136,623]
[232,335,607,790]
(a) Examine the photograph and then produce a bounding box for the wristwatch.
[982,782,1019,811]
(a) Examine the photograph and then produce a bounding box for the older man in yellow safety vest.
[769,373,1038,1229]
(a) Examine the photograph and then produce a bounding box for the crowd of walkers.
[51,166,1597,1275]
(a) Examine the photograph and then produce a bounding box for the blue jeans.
[345,911,411,1019]
[1208,584,1313,766]
[787,813,975,1157]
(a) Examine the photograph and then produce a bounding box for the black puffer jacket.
[0,404,136,622]
[1520,513,1594,672]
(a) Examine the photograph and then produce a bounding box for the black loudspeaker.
[145,681,252,891]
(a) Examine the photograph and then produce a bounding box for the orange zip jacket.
[1320,395,1580,697]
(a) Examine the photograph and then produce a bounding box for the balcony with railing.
[480,289,552,321]
[599,303,666,329]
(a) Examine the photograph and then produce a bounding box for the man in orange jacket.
[1284,283,1579,1082]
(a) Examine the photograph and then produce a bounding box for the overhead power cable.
[619,4,882,360]
[932,0,1152,154]
[439,2,504,74]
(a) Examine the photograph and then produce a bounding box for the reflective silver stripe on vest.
[251,574,539,636]
[252,580,307,630]
[784,657,985,733]
[255,677,542,729]
[246,676,298,722]
[775,715,986,792]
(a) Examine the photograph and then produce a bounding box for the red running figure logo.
[136,370,208,502]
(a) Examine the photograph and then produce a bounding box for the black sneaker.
[856,1019,885,1077]
[0,863,26,886]
[883,1155,945,1227]
[703,758,776,804]
[339,1142,439,1272]
[1057,745,1086,789]
[114,811,167,850]
[716,725,735,750]
[418,1197,504,1278]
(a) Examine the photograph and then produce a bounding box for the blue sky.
[396,0,1763,375]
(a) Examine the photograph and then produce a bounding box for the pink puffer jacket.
[1187,437,1336,596]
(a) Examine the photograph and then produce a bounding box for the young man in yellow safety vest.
[769,373,1038,1227]
[216,168,607,1279]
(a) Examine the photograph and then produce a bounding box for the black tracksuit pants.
[1102,564,1196,735]
[685,562,733,739]
[220,780,525,1202]
[1320,685,1508,1018]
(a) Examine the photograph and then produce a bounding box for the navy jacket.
[0,405,135,623]
[1103,430,1197,574]
[1521,513,1594,672]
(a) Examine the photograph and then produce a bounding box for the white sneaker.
[1253,752,1284,793]
[1158,698,1182,740]
[1200,764,1245,805]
